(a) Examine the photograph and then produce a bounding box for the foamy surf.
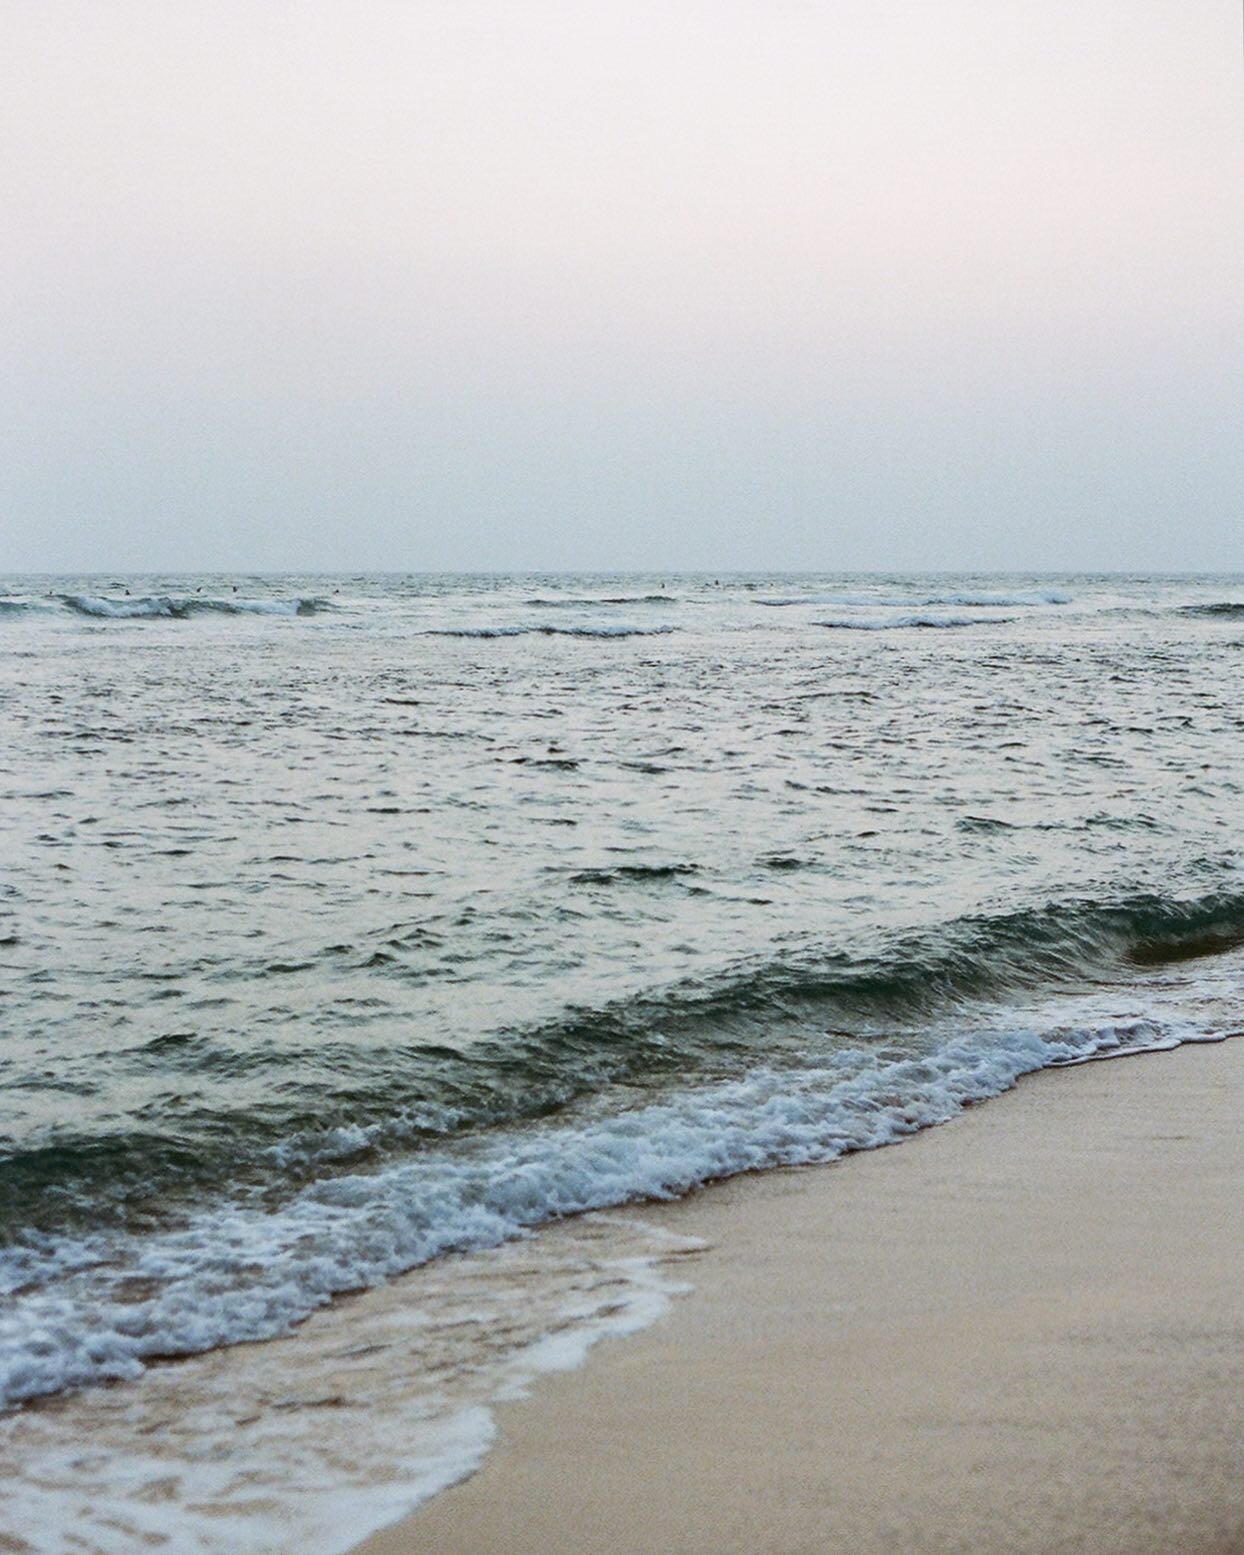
[1,1005,1237,1554]
[0,1215,698,1555]
[4,567,1244,1550]
[3,956,1238,1413]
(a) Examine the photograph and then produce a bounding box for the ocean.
[2,571,1243,1552]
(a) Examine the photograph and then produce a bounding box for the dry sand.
[354,1038,1244,1555]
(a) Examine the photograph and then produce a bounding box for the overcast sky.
[2,0,1241,573]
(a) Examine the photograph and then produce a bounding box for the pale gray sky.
[2,0,1241,572]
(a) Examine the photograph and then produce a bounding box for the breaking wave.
[0,1016,1231,1410]
[2,885,1242,1410]
[58,595,330,619]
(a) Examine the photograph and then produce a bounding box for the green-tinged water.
[1,572,1243,1417]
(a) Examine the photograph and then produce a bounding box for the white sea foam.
[0,1403,496,1555]
[0,1219,692,1555]
[0,1012,1227,1412]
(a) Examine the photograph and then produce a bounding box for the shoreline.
[354,1036,1244,1555]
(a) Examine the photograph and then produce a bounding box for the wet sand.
[353,1036,1244,1555]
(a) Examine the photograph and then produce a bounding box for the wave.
[816,612,1015,630]
[761,589,1071,608]
[1179,602,1244,619]
[6,887,1244,1232]
[508,889,1244,1055]
[569,863,700,885]
[427,624,677,639]
[58,595,329,619]
[0,598,60,616]
[524,594,675,608]
[2,886,1243,1408]
[0,1013,1232,1410]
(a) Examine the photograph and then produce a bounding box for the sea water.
[1,572,1242,1550]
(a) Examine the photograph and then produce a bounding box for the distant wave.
[1178,602,1244,619]
[816,612,1015,631]
[427,623,677,639]
[762,590,1070,608]
[57,595,330,619]
[524,594,676,608]
[0,598,59,616]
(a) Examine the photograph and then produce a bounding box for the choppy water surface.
[2,572,1243,1550]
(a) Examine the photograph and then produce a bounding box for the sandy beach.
[10,0,1244,1541]
[356,1037,1244,1555]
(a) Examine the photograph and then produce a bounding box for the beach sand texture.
[356,1038,1244,1555]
